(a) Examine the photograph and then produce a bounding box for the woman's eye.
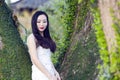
[43,21,47,23]
[37,20,47,23]
[37,21,40,23]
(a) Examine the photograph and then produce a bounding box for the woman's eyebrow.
[37,19,46,21]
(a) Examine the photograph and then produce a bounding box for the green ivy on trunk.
[0,0,32,80]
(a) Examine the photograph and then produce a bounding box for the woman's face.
[37,14,47,32]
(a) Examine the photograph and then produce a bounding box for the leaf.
[78,0,82,4]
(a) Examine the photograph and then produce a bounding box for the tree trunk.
[59,0,120,79]
[59,1,100,80]
[0,0,31,79]
[98,0,117,52]
[98,0,120,79]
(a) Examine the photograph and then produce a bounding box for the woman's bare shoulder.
[27,34,35,43]
[28,33,34,38]
[27,34,34,40]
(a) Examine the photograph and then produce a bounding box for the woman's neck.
[40,31,44,37]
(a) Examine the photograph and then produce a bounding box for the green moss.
[59,0,100,79]
[91,6,111,80]
[0,1,31,80]
[77,0,90,31]
[110,7,120,79]
[91,1,120,79]
[54,0,78,68]
[61,29,99,80]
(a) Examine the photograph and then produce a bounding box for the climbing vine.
[54,0,78,69]
[110,6,120,79]
[59,0,100,80]
[91,0,120,80]
[90,1,110,80]
[77,0,90,31]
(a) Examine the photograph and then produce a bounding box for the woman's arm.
[27,34,55,80]
[51,63,61,80]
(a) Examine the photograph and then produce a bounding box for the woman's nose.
[40,22,43,26]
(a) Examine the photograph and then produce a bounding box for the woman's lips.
[40,27,44,29]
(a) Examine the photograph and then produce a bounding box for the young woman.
[27,11,61,80]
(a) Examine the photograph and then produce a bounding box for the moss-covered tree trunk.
[97,0,120,79]
[59,0,100,80]
[59,0,120,80]
[0,0,31,79]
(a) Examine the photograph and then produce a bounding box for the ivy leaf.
[90,0,95,4]
[78,0,82,4]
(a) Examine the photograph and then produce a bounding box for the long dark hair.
[31,11,56,53]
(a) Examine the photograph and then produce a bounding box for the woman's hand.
[55,72,61,80]
[48,74,57,80]
[52,76,58,80]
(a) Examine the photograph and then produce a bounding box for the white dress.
[32,46,56,80]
